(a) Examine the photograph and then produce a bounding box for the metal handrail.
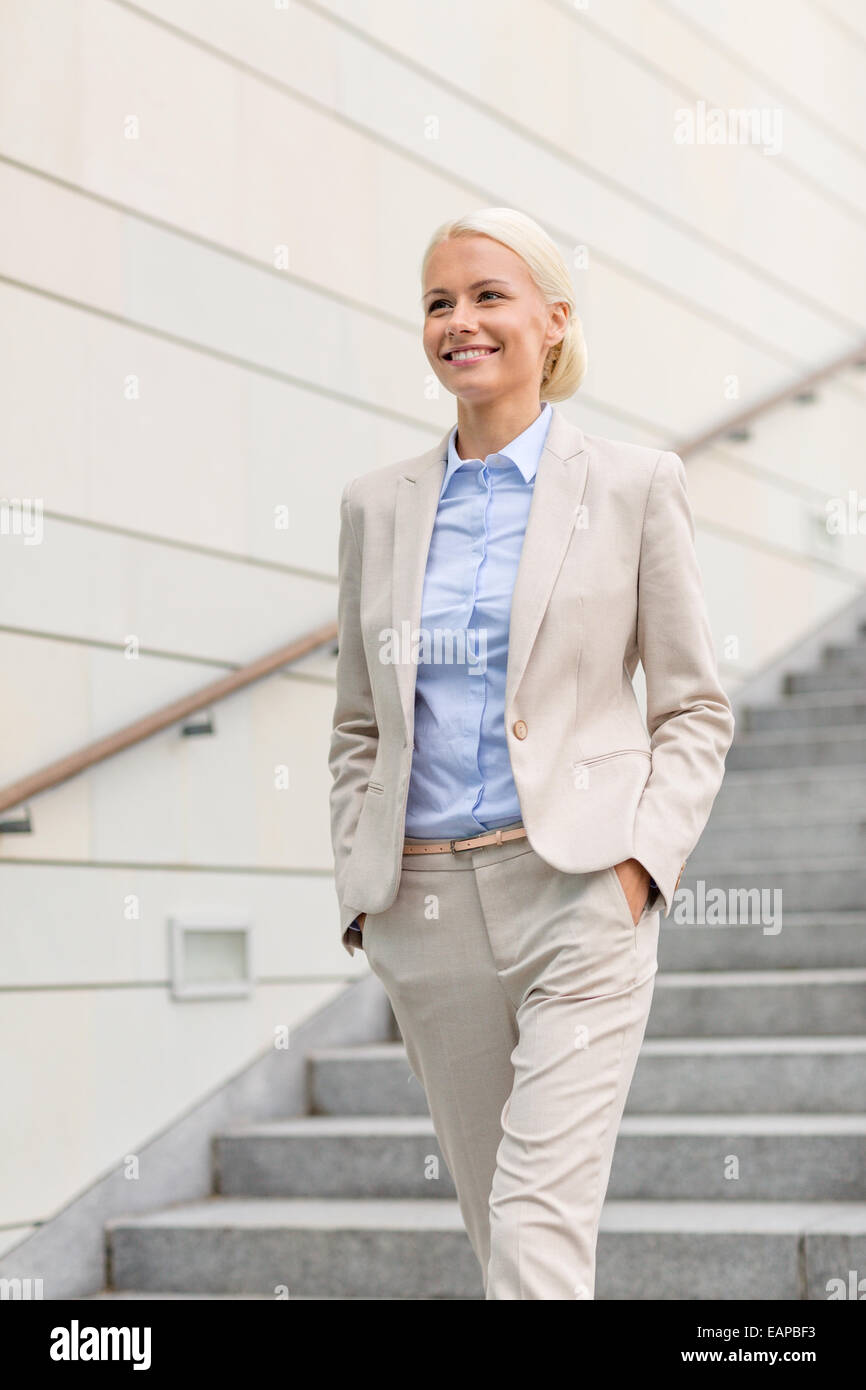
[0,621,337,816]
[674,341,866,459]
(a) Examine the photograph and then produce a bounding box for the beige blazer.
[328,404,734,956]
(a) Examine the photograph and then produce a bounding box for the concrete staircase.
[88,627,866,1299]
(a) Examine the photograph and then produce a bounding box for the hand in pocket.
[612,858,651,926]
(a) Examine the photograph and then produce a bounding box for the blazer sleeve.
[631,450,735,915]
[328,479,379,956]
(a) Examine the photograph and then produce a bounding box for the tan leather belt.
[402,825,528,855]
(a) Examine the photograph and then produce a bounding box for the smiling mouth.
[442,347,500,362]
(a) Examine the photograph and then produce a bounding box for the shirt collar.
[440,402,553,498]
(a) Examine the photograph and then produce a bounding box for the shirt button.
[513,720,528,739]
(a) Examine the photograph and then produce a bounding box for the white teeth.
[448,348,496,361]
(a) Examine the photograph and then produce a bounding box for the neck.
[454,395,546,461]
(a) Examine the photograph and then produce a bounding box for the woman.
[328,207,734,1299]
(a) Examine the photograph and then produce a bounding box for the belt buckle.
[449,837,471,854]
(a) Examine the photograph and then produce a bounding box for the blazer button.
[513,720,528,739]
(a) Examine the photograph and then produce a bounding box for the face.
[422,235,567,404]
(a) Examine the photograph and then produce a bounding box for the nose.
[447,298,478,336]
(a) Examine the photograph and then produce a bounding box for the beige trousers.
[361,820,661,1300]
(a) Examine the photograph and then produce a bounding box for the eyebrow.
[422,278,511,303]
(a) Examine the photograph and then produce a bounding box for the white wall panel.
[692,526,858,681]
[686,450,861,575]
[0,0,853,417]
[0,155,828,461]
[820,0,866,46]
[1,517,336,658]
[310,0,866,330]
[0,981,344,1225]
[566,0,866,218]
[663,0,866,150]
[0,860,358,987]
[0,277,437,568]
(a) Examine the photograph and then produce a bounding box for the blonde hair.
[420,207,587,402]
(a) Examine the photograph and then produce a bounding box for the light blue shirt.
[403,402,553,837]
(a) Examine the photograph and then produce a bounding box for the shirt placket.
[463,462,495,829]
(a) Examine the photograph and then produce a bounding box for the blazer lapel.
[390,405,588,746]
[505,406,588,709]
[391,431,450,747]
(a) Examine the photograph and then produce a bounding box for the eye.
[426,289,504,315]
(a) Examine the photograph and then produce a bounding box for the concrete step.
[823,642,866,671]
[657,913,866,971]
[309,1036,866,1116]
[83,1293,467,1299]
[742,693,866,733]
[610,1115,866,1201]
[83,1291,277,1299]
[214,1114,866,1202]
[687,811,866,862]
[107,1197,482,1300]
[599,1200,866,1300]
[216,1116,454,1199]
[725,726,866,770]
[631,1036,866,1113]
[81,1290,433,1299]
[104,1196,866,1300]
[378,966,866,1038]
[85,1292,470,1299]
[310,1043,430,1116]
[786,667,866,696]
[676,858,866,913]
[709,765,866,817]
[645,967,866,1036]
